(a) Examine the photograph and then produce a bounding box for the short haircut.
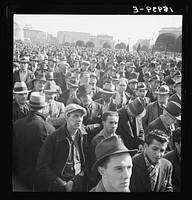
[172,127,181,144]
[101,111,119,122]
[145,129,169,145]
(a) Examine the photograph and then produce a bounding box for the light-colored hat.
[137,82,147,90]
[65,103,87,117]
[100,82,115,94]
[29,92,47,108]
[13,82,30,94]
[92,136,137,171]
[155,85,170,95]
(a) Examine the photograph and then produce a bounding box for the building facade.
[90,34,115,48]
[14,21,24,41]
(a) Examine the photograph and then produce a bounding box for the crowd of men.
[12,41,182,192]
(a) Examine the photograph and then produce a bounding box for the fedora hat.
[148,75,160,82]
[144,71,151,78]
[111,74,120,81]
[65,103,87,117]
[162,101,181,120]
[173,70,182,77]
[19,56,30,63]
[81,60,90,66]
[68,78,79,88]
[128,97,145,117]
[13,82,30,94]
[44,82,57,93]
[100,82,115,94]
[137,82,147,90]
[92,136,138,171]
[128,79,138,84]
[155,85,169,95]
[32,73,47,83]
[78,83,92,97]
[45,72,57,80]
[129,72,139,80]
[90,72,98,80]
[29,92,47,108]
[90,58,98,63]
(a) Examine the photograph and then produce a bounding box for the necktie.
[148,165,159,191]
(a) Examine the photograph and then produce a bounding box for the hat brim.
[13,90,31,94]
[163,105,181,121]
[44,90,57,93]
[68,83,79,88]
[32,78,47,83]
[29,102,47,108]
[100,89,115,94]
[92,149,138,171]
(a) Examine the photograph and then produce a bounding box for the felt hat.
[90,72,98,80]
[100,82,115,94]
[155,85,170,95]
[174,80,181,88]
[29,92,47,108]
[90,58,98,63]
[173,70,182,77]
[13,82,30,94]
[65,103,87,117]
[128,97,145,117]
[32,73,47,83]
[137,82,147,90]
[81,60,90,66]
[92,136,138,171]
[162,101,181,120]
[148,75,160,82]
[19,56,30,63]
[128,79,138,84]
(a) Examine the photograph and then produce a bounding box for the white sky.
[14,14,182,46]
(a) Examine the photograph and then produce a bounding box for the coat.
[164,149,181,192]
[89,180,106,192]
[13,111,55,187]
[116,107,144,150]
[142,101,164,132]
[130,152,173,192]
[36,124,90,185]
[146,89,157,103]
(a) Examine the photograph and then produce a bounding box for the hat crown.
[137,82,147,90]
[13,82,29,93]
[156,85,169,94]
[165,101,181,119]
[45,72,55,79]
[29,92,46,107]
[95,136,130,161]
[65,103,87,116]
[129,97,144,116]
[103,82,115,92]
[33,73,46,82]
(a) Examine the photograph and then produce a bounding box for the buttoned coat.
[142,101,163,132]
[36,124,90,185]
[130,152,173,192]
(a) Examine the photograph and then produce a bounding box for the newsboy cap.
[65,103,87,117]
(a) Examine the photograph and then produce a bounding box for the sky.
[14,14,182,46]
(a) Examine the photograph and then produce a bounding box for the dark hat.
[78,83,92,97]
[149,62,156,68]
[111,74,120,81]
[165,77,175,86]
[68,78,79,88]
[162,101,181,120]
[19,56,30,63]
[155,85,170,95]
[44,82,57,93]
[100,82,115,94]
[13,82,31,94]
[29,92,47,108]
[45,72,57,80]
[92,136,138,171]
[65,103,87,117]
[148,75,160,82]
[32,73,47,83]
[129,72,139,80]
[128,97,145,117]
[137,82,147,90]
[106,65,116,72]
[144,71,151,78]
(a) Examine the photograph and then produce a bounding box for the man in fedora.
[142,85,170,132]
[116,97,146,151]
[89,136,137,192]
[36,103,90,192]
[88,58,100,79]
[57,77,81,106]
[130,129,173,192]
[13,82,31,122]
[169,81,181,105]
[13,56,35,90]
[13,92,55,191]
[146,101,181,140]
[146,74,161,103]
[95,82,117,112]
[28,73,47,100]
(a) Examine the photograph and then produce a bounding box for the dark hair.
[172,127,181,145]
[101,111,119,122]
[145,129,169,145]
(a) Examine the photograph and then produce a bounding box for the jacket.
[130,152,173,192]
[89,180,106,192]
[36,124,90,184]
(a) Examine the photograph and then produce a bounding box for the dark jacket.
[36,124,90,184]
[130,152,173,192]
[164,149,181,192]
[116,107,144,150]
[13,111,55,186]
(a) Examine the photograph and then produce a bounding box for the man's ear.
[97,166,106,177]
[143,143,148,150]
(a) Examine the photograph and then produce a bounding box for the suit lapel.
[155,160,166,192]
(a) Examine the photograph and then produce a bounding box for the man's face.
[128,82,137,91]
[89,77,97,87]
[45,92,56,103]
[100,153,133,192]
[136,89,147,98]
[20,62,28,71]
[102,93,113,103]
[66,110,84,130]
[80,94,92,106]
[14,93,28,105]
[150,80,160,90]
[103,115,119,135]
[117,81,127,93]
[174,84,181,96]
[144,139,167,164]
[157,94,169,105]
[34,80,46,91]
[90,62,97,68]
